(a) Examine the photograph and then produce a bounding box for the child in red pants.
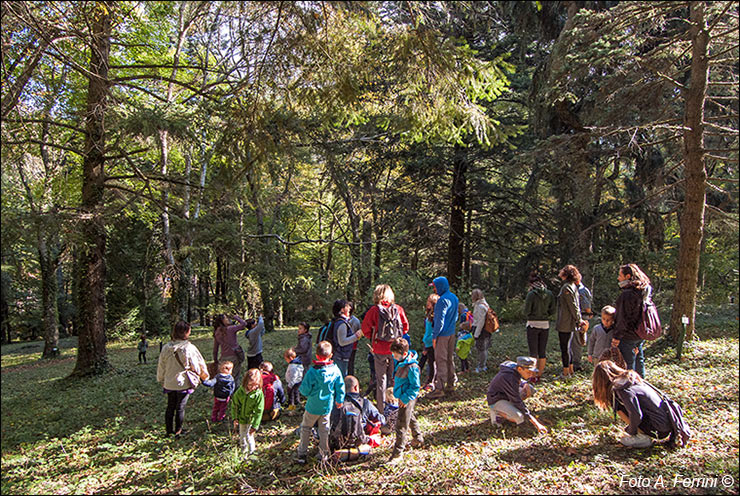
[203,361,236,422]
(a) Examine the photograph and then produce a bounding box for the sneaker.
[388,453,403,465]
[620,433,653,448]
[481,366,488,372]
[294,453,307,464]
[271,409,281,420]
[473,367,480,373]
[286,404,296,412]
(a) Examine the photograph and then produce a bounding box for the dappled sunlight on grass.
[2,311,738,494]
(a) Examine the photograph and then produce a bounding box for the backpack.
[645,382,692,448]
[329,396,367,450]
[316,319,336,345]
[636,297,662,341]
[375,304,403,342]
[483,306,500,334]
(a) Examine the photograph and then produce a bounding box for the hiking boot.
[410,438,424,449]
[426,390,445,400]
[293,453,307,464]
[620,433,653,448]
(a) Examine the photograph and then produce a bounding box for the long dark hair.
[213,314,228,340]
[620,264,651,290]
[592,360,642,410]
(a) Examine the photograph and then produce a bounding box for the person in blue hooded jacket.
[388,337,424,462]
[427,276,459,399]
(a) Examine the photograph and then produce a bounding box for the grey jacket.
[587,322,614,360]
[555,281,581,332]
[245,317,265,357]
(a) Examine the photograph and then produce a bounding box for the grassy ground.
[2,305,738,494]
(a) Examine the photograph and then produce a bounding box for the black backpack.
[316,319,336,345]
[375,304,402,342]
[329,396,367,450]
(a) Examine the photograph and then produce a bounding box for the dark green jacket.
[524,287,556,321]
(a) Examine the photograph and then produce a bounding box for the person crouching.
[486,357,548,434]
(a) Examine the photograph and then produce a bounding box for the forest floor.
[1,304,738,495]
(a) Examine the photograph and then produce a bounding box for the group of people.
[155,263,689,465]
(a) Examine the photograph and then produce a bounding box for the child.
[284,348,304,414]
[486,357,548,434]
[457,302,473,373]
[388,337,423,462]
[588,305,617,364]
[418,293,439,390]
[294,340,345,464]
[456,332,474,374]
[259,361,285,422]
[380,387,399,435]
[294,322,312,378]
[138,335,148,364]
[202,360,236,422]
[231,368,265,458]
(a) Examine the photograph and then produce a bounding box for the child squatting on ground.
[202,360,236,422]
[389,336,424,462]
[486,357,548,434]
[231,368,265,458]
[294,340,346,464]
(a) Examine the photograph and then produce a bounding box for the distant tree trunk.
[464,206,472,286]
[39,238,61,358]
[255,206,275,332]
[360,219,372,298]
[448,145,467,288]
[1,283,10,343]
[670,1,709,342]
[72,4,112,376]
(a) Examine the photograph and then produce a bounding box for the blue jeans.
[618,339,645,377]
[335,358,349,377]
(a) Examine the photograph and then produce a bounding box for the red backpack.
[636,297,662,341]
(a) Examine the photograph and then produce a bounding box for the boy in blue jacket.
[389,337,424,462]
[294,340,345,464]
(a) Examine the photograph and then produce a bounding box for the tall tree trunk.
[670,1,709,342]
[72,3,112,376]
[255,206,275,332]
[448,145,467,288]
[360,219,372,298]
[39,238,61,358]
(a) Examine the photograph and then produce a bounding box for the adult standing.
[213,314,247,382]
[471,289,492,373]
[347,302,362,377]
[157,321,209,438]
[523,274,556,381]
[332,299,363,377]
[362,284,409,409]
[568,274,593,372]
[611,263,652,378]
[427,276,458,399]
[245,316,266,370]
[555,265,587,379]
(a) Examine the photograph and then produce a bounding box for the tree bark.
[669,1,709,342]
[39,238,61,358]
[72,3,112,376]
[448,145,467,288]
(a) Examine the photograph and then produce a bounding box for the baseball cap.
[516,356,538,372]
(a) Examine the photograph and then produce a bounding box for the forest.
[0,1,738,494]
[1,1,738,369]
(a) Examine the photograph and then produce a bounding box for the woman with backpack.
[592,360,676,448]
[361,284,409,410]
[470,289,492,374]
[330,299,364,377]
[611,263,652,378]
